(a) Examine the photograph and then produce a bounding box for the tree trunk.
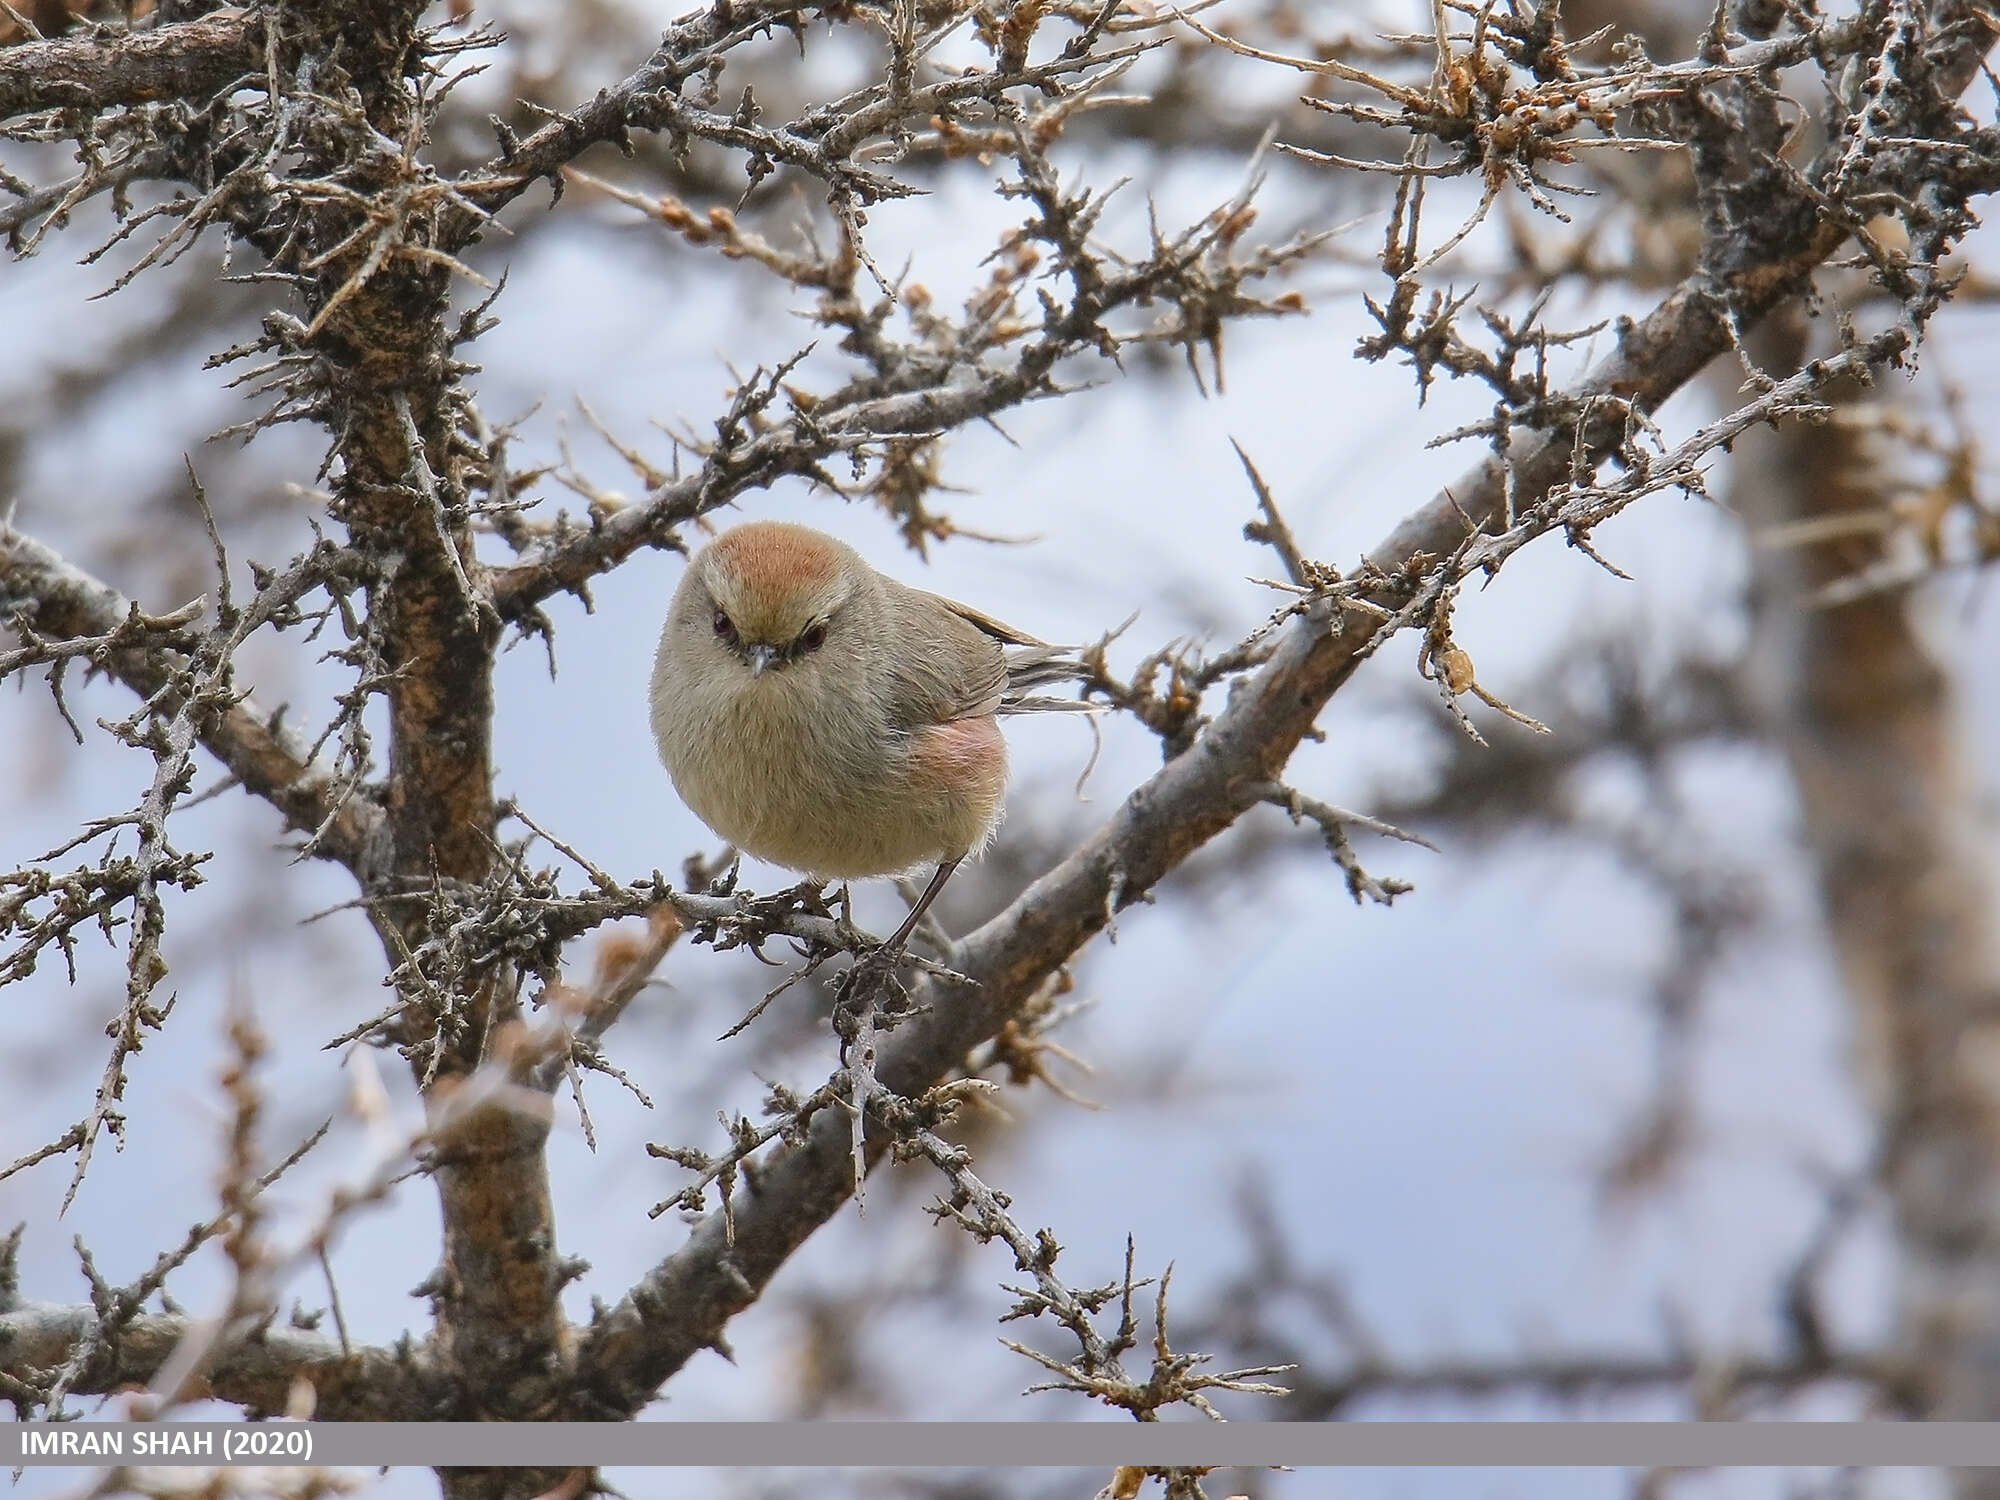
[1736,311,2000,1463]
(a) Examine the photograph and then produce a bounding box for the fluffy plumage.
[649,521,1087,882]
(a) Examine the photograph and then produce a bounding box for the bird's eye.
[798,621,828,653]
[712,610,736,641]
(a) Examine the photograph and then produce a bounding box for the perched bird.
[650,520,1090,950]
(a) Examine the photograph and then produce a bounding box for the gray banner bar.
[1,1422,1992,1467]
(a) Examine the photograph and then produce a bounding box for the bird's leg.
[834,860,960,1044]
[884,857,961,953]
[833,860,960,1064]
[829,883,864,944]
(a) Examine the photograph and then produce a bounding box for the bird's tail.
[1000,644,1101,714]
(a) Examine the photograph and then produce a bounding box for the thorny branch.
[4,0,2000,1476]
[900,1106,1292,1419]
[0,512,387,1206]
[558,0,2000,1423]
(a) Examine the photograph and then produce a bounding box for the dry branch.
[0,519,388,876]
[0,1299,447,1420]
[566,275,1910,1415]
[6,0,2000,1477]
[0,11,259,122]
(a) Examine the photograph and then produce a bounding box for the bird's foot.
[735,878,835,946]
[747,876,835,919]
[716,877,839,966]
[837,938,906,1002]
[831,939,910,1063]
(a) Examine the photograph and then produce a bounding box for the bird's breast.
[654,666,999,878]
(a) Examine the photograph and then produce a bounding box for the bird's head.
[690,521,860,675]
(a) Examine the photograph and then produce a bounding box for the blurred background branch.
[4,2,2000,1499]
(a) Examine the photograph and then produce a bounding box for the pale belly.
[654,678,1003,879]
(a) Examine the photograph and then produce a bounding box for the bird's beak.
[746,643,777,676]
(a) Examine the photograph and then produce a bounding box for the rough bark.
[0,1299,450,1419]
[0,11,257,119]
[4,2,2000,1488]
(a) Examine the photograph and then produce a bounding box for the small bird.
[650,520,1090,952]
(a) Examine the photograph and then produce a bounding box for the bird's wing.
[940,593,1108,715]
[886,587,1100,723]
[934,595,1048,649]
[881,585,1012,728]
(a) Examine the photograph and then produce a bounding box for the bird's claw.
[832,940,911,1062]
[742,877,835,921]
[840,940,906,997]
